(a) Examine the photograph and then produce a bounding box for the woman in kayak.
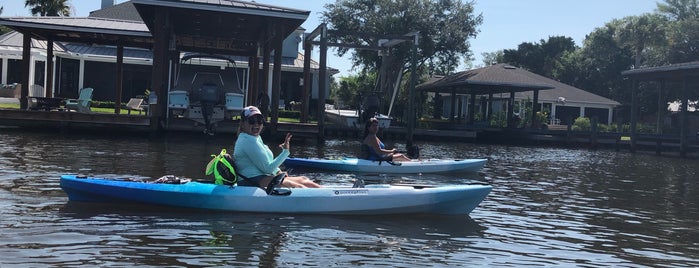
[234,106,321,188]
[362,117,411,162]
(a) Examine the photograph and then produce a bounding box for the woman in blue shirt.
[234,106,321,188]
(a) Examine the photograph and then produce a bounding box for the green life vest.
[205,149,237,185]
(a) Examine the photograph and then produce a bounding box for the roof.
[0,31,67,52]
[514,70,620,106]
[622,61,699,80]
[133,0,310,16]
[417,64,555,94]
[89,1,143,22]
[0,0,310,55]
[132,0,310,55]
[421,63,619,107]
[0,16,152,48]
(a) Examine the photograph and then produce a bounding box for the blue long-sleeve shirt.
[233,132,289,178]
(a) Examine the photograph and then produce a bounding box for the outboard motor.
[198,82,219,134]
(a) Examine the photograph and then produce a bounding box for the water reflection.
[53,201,484,267]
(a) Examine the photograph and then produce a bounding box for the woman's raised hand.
[280,132,292,150]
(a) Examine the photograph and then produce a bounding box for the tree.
[501,36,577,77]
[321,0,482,115]
[331,73,376,110]
[657,0,699,20]
[481,50,503,66]
[614,14,668,68]
[567,22,633,102]
[667,19,699,62]
[0,6,10,35]
[25,0,71,17]
[657,0,699,63]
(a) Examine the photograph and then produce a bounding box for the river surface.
[0,130,697,267]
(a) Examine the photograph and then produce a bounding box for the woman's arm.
[243,141,288,175]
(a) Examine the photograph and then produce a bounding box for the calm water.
[0,130,697,267]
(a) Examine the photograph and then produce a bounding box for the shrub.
[572,117,591,131]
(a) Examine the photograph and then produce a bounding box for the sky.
[2,0,661,77]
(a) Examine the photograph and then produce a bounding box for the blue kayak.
[60,175,492,215]
[284,158,487,174]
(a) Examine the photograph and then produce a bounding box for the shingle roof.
[420,63,619,106]
[418,63,555,94]
[514,70,620,106]
[89,1,143,22]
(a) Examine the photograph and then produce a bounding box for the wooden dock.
[0,108,152,133]
[0,108,696,157]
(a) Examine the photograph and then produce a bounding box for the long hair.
[363,117,379,138]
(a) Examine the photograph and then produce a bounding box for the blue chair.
[65,88,93,113]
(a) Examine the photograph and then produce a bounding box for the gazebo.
[417,64,555,128]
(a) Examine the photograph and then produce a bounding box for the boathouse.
[622,61,699,157]
[0,0,336,134]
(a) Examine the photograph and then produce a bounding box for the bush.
[92,101,116,108]
[572,117,591,131]
[489,112,507,127]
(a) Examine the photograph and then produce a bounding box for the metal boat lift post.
[304,24,419,143]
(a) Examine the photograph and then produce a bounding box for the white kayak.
[283,158,487,173]
[60,175,492,215]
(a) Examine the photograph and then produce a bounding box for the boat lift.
[304,24,419,143]
[167,53,245,134]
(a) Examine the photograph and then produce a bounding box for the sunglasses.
[247,117,265,125]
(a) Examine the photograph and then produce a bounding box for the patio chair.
[125,97,145,115]
[65,87,93,113]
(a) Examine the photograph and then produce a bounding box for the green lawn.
[0,103,146,115]
[0,103,20,109]
[0,103,312,121]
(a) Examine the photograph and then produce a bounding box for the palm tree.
[25,0,71,17]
